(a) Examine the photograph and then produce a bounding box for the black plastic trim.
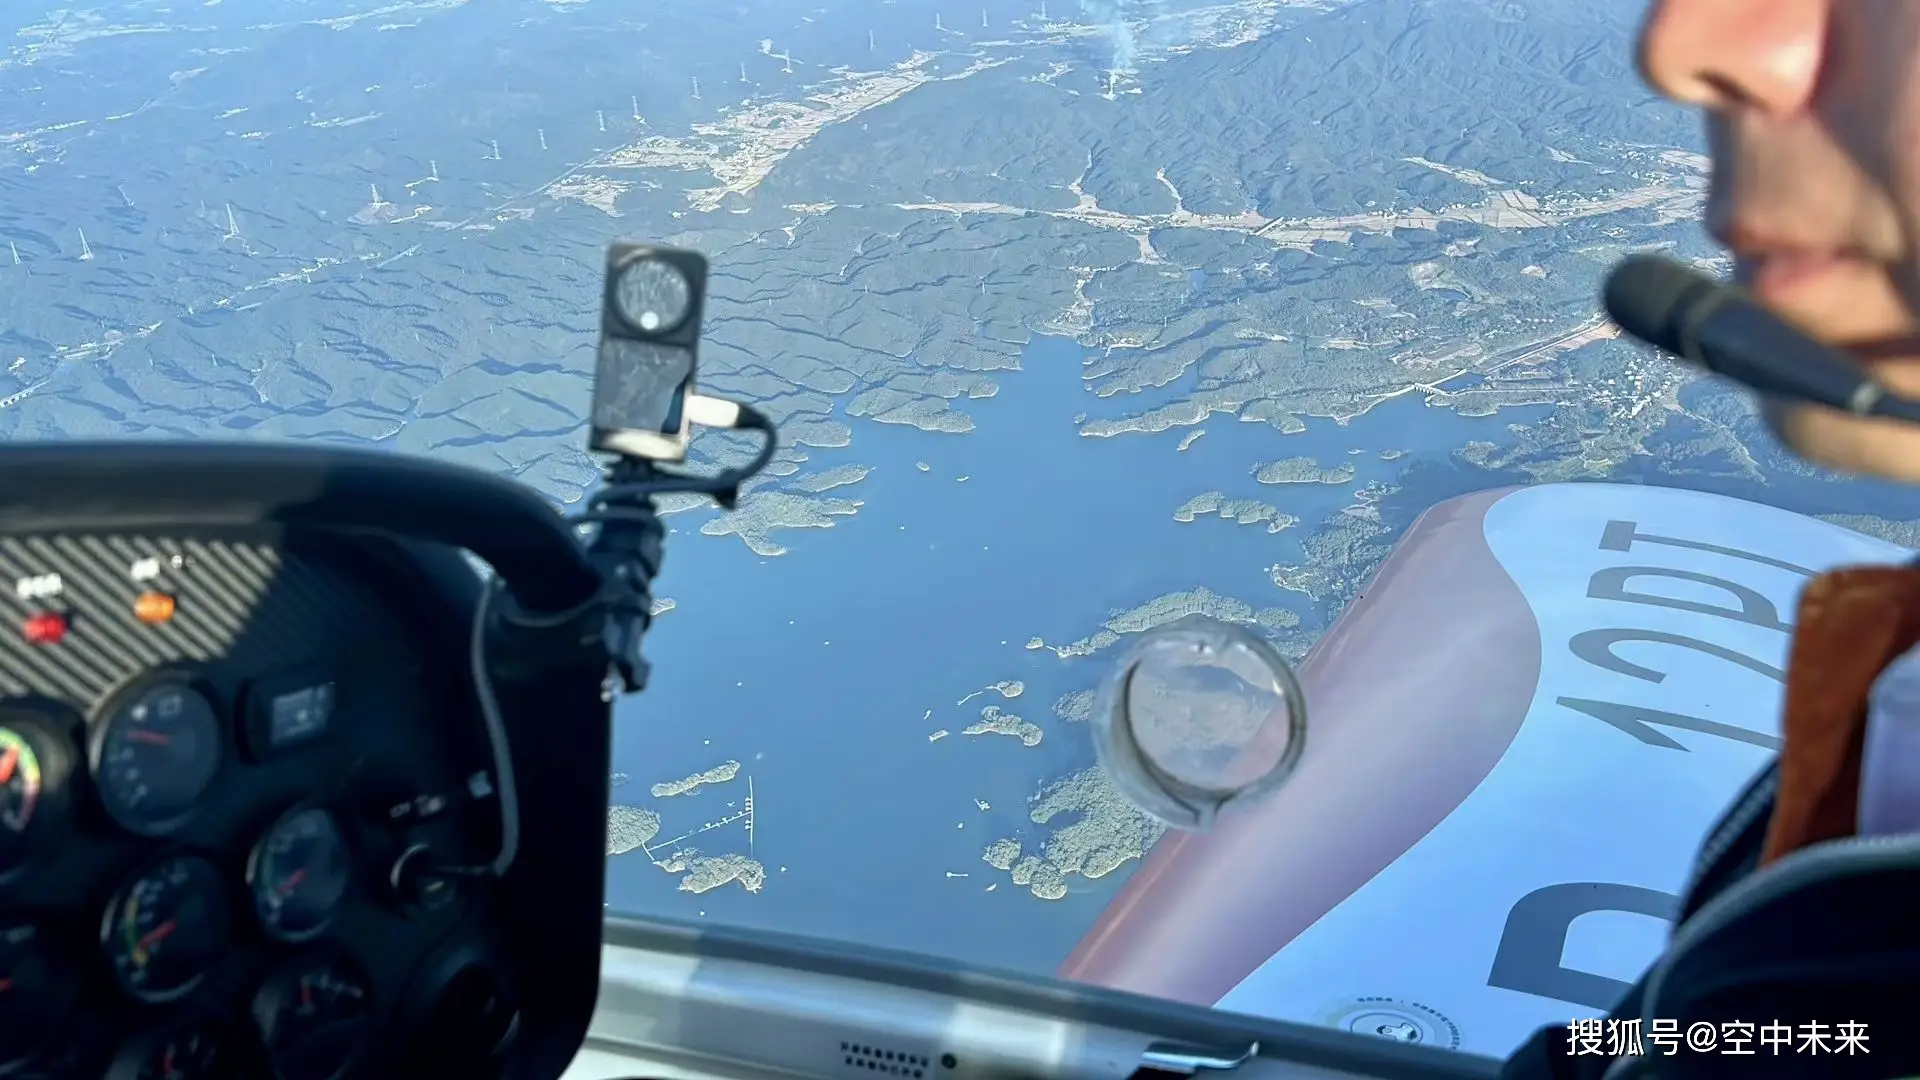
[0,442,601,615]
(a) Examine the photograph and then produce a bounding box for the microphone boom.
[1601,254,1920,421]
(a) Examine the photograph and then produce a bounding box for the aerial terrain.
[6,0,1920,1038]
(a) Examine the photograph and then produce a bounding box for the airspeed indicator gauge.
[0,727,43,848]
[0,715,68,876]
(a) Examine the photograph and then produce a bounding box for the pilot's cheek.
[1819,1,1920,219]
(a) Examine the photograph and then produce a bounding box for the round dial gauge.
[0,922,79,1070]
[247,807,352,943]
[253,955,373,1080]
[0,723,51,873]
[94,679,225,836]
[108,1024,224,1080]
[102,855,231,1003]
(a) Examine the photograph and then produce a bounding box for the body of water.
[607,331,1548,973]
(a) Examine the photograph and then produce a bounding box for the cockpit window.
[10,0,1920,1066]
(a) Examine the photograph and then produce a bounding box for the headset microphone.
[1602,254,1920,423]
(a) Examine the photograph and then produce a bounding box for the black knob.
[439,966,519,1059]
[400,964,520,1078]
[388,844,457,913]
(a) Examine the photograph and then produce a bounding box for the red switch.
[22,612,67,645]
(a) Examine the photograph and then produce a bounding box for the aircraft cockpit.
[0,522,517,1080]
[0,244,773,1080]
[0,240,1503,1080]
[0,240,1906,1080]
[0,446,617,1080]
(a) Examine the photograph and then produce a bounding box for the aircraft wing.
[1059,482,1909,1057]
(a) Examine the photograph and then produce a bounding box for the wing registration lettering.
[1566,527,1798,749]
[1555,696,1781,752]
[1599,519,1817,578]
[1568,628,1784,685]
[1586,565,1791,633]
[1488,883,1680,1011]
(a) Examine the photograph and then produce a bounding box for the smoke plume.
[1079,0,1141,72]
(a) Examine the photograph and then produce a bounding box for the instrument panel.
[0,530,519,1080]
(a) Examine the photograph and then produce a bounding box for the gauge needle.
[125,729,172,747]
[138,919,178,954]
[0,745,17,785]
[276,868,307,897]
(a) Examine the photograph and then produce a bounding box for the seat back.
[1627,837,1920,1079]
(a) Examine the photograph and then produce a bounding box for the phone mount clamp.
[446,242,775,884]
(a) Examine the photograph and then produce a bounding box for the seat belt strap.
[1763,566,1920,863]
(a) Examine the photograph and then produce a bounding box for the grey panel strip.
[596,916,1497,1080]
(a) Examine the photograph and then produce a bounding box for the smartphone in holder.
[590,243,709,463]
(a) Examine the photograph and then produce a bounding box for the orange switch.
[133,591,176,625]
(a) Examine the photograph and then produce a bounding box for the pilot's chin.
[1763,397,1920,483]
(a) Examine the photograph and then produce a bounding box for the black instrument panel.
[0,529,517,1080]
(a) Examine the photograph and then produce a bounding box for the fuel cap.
[1091,615,1307,830]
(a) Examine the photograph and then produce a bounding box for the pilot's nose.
[1637,0,1828,114]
